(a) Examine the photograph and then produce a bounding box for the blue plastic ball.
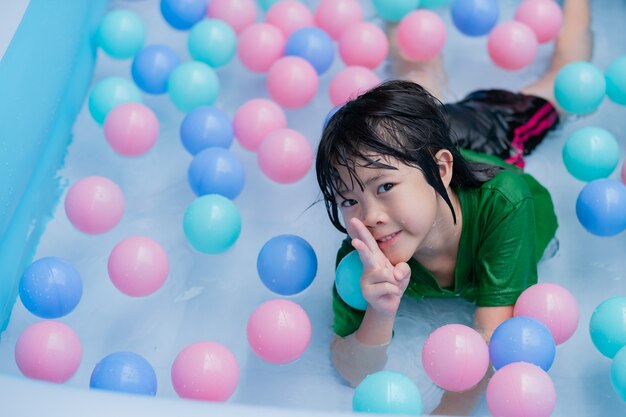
[187,147,246,199]
[183,194,241,254]
[160,0,207,30]
[555,61,606,115]
[605,55,626,105]
[188,19,237,68]
[131,45,181,94]
[576,179,626,237]
[323,105,341,130]
[167,61,220,112]
[19,257,83,319]
[451,0,499,37]
[489,316,556,371]
[335,250,367,310]
[372,0,420,22]
[257,235,318,296]
[589,296,626,358]
[562,126,619,182]
[180,106,234,154]
[88,76,142,125]
[611,346,626,401]
[97,9,146,59]
[353,371,423,415]
[90,351,157,396]
[285,27,335,75]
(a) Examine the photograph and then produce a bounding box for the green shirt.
[331,150,558,337]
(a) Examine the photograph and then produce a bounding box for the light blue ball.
[605,55,626,105]
[562,126,619,182]
[589,296,626,358]
[183,194,241,254]
[167,61,220,112]
[88,76,142,125]
[451,0,499,37]
[258,0,281,11]
[611,346,626,401]
[97,9,146,59]
[180,106,234,154]
[555,61,606,115]
[285,27,335,75]
[335,250,367,310]
[90,352,157,396]
[372,0,420,22]
[160,0,207,30]
[353,371,422,415]
[420,0,452,8]
[131,45,181,94]
[576,179,626,237]
[188,19,237,68]
[187,147,246,199]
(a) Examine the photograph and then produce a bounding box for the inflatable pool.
[1,0,626,415]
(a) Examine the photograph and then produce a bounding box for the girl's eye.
[378,183,394,193]
[340,199,357,208]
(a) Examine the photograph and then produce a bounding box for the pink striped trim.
[505,102,558,168]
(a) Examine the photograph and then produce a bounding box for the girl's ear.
[434,149,454,187]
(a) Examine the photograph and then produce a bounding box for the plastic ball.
[183,194,241,254]
[259,0,279,11]
[107,236,169,297]
[131,45,181,94]
[451,0,499,37]
[576,179,626,237]
[160,0,207,30]
[265,0,315,38]
[65,176,125,234]
[285,27,335,75]
[90,351,157,396]
[315,0,364,40]
[421,324,489,392]
[589,296,626,358]
[329,66,380,106]
[207,0,257,34]
[171,341,239,401]
[396,10,447,62]
[188,19,237,68]
[562,126,619,182]
[257,235,318,295]
[103,103,159,157]
[246,299,311,364]
[353,371,422,415]
[335,250,367,310]
[19,257,83,319]
[323,105,341,129]
[180,106,234,155]
[167,61,220,112]
[233,98,287,151]
[97,9,145,59]
[554,61,606,115]
[611,346,626,402]
[514,283,579,345]
[88,76,142,125]
[514,0,563,44]
[489,316,556,371]
[622,161,626,185]
[15,321,82,383]
[237,23,286,73]
[420,0,452,8]
[257,128,313,184]
[605,55,626,105]
[338,22,389,69]
[486,362,556,417]
[372,0,420,22]
[487,21,538,70]
[187,147,246,199]
[267,56,319,108]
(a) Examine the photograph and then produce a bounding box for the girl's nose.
[361,201,386,227]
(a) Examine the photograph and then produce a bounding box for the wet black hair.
[315,79,500,233]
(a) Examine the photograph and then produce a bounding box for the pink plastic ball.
[237,23,286,73]
[107,236,169,297]
[171,341,239,401]
[266,0,315,38]
[267,56,319,108]
[246,299,311,364]
[514,0,563,44]
[15,321,82,383]
[315,0,364,40]
[207,0,257,34]
[339,22,389,69]
[103,102,159,157]
[65,176,125,234]
[257,128,313,184]
[514,283,579,345]
[488,21,538,70]
[486,362,556,417]
[329,66,380,106]
[233,98,287,151]
[396,10,447,62]
[421,324,489,392]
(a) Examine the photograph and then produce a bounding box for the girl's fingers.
[393,262,411,281]
[350,218,382,256]
[351,238,378,270]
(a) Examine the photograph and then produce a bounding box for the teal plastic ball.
[605,55,626,105]
[183,194,241,254]
[353,371,423,415]
[167,61,220,112]
[97,9,146,59]
[335,250,367,310]
[555,61,606,115]
[372,0,420,22]
[420,0,451,8]
[611,346,626,402]
[188,19,237,68]
[562,126,619,182]
[589,296,626,358]
[88,77,142,125]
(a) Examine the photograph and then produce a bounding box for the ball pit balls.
[267,56,319,109]
[488,21,538,71]
[90,351,157,396]
[605,55,626,105]
[562,126,619,182]
[247,299,311,364]
[451,0,499,37]
[15,321,82,383]
[257,234,318,296]
[258,0,280,11]
[589,296,626,358]
[97,9,145,59]
[188,19,237,68]
[335,250,367,310]
[353,371,422,415]
[180,106,233,154]
[576,179,626,237]
[233,98,287,151]
[104,102,159,157]
[555,61,606,115]
[207,0,257,34]
[421,324,489,392]
[514,0,563,44]
[329,66,380,107]
[396,10,447,62]
[285,27,335,75]
[171,341,239,401]
[266,0,315,38]
[131,44,181,94]
[19,257,83,319]
[187,147,246,199]
[372,0,420,23]
[314,0,364,41]
[107,236,169,297]
[65,176,125,234]
[611,346,626,402]
[257,128,313,184]
[237,23,286,73]
[89,76,142,125]
[183,194,241,254]
[338,22,388,69]
[167,61,220,112]
[160,0,207,30]
[420,0,451,8]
